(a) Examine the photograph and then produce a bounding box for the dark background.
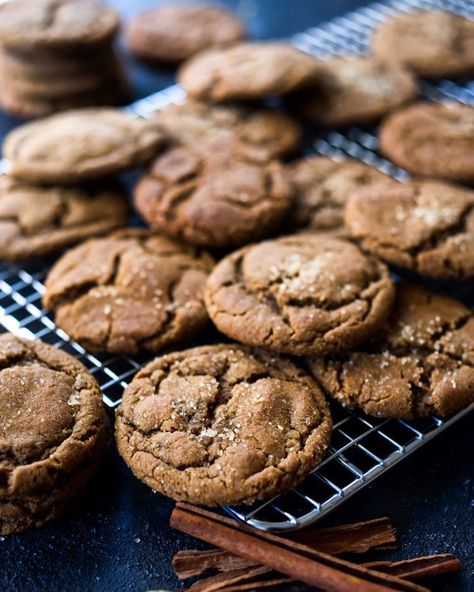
[0,1,473,591]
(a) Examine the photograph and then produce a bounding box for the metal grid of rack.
[0,0,473,532]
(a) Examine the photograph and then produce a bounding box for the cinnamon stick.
[290,517,396,553]
[181,553,460,591]
[186,566,271,592]
[365,554,461,581]
[212,575,292,592]
[170,503,429,592]
[186,567,290,591]
[174,549,255,579]
[174,516,396,579]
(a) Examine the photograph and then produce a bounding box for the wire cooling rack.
[1,0,473,532]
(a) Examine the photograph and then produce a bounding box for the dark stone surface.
[0,1,473,591]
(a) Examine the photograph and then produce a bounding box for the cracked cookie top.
[115,344,332,506]
[296,56,418,126]
[43,229,214,355]
[0,176,129,261]
[204,235,395,355]
[134,144,293,248]
[127,4,245,63]
[308,284,474,419]
[0,334,107,510]
[372,11,474,78]
[154,100,301,163]
[3,108,167,185]
[287,156,393,234]
[0,0,119,50]
[178,42,320,102]
[379,102,474,184]
[345,180,474,279]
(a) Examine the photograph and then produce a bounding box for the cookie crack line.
[121,406,326,475]
[241,249,386,313]
[213,270,385,341]
[376,201,474,262]
[41,1,59,31]
[336,313,473,367]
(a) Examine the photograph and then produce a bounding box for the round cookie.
[0,79,130,119]
[43,229,214,355]
[0,0,119,51]
[127,4,245,64]
[379,102,474,184]
[296,56,418,126]
[204,234,395,355]
[345,180,474,280]
[372,11,474,78]
[309,283,474,419]
[134,144,293,248]
[115,344,332,506]
[155,100,301,163]
[1,63,125,99]
[0,333,108,534]
[178,42,320,102]
[0,45,120,79]
[0,176,129,261]
[287,156,393,234]
[3,108,166,184]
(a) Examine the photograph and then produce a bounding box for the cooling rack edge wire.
[0,0,473,532]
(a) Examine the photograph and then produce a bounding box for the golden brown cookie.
[0,79,130,119]
[0,0,119,50]
[205,234,395,355]
[0,45,120,79]
[155,100,301,162]
[1,60,125,99]
[127,4,245,63]
[309,284,474,419]
[115,344,332,506]
[3,109,166,184]
[178,42,320,102]
[345,180,474,280]
[287,156,393,234]
[379,102,474,184]
[43,229,214,355]
[296,56,418,126]
[134,144,293,248]
[0,176,129,261]
[0,333,109,535]
[372,11,474,78]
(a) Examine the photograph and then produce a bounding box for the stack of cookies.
[0,0,129,118]
[0,108,166,262]
[1,6,474,531]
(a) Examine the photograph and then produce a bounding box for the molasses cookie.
[204,234,395,355]
[296,56,418,127]
[1,62,124,99]
[134,144,293,248]
[0,81,129,119]
[379,102,474,184]
[372,11,474,78]
[115,344,332,506]
[287,156,393,234]
[0,176,129,261]
[43,229,214,355]
[127,4,245,64]
[155,100,301,162]
[309,283,474,419]
[3,108,166,184]
[0,45,119,79]
[0,333,108,535]
[345,180,474,280]
[178,42,320,102]
[0,0,119,50]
